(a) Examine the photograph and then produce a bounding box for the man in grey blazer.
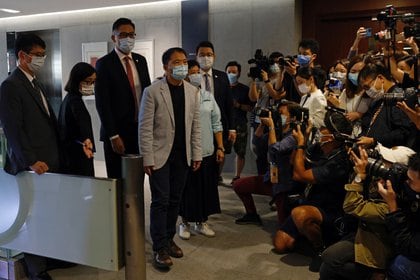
[0,34,60,280]
[138,47,202,270]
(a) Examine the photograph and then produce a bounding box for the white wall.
[0,0,301,174]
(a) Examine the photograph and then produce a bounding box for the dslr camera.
[248,49,272,80]
[366,157,408,193]
[289,106,310,133]
[255,104,280,119]
[278,55,297,67]
[382,87,418,105]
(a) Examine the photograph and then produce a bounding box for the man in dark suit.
[0,34,60,280]
[95,17,151,178]
[195,41,235,181]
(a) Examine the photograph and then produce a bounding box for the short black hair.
[408,154,420,174]
[196,41,214,54]
[65,62,96,94]
[358,62,393,84]
[324,111,353,136]
[225,61,241,73]
[162,47,187,65]
[112,18,135,32]
[296,66,327,90]
[15,33,46,58]
[298,39,320,55]
[269,51,283,60]
[187,59,200,69]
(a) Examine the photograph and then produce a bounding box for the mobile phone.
[365,28,372,38]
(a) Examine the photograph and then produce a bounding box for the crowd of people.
[0,16,419,280]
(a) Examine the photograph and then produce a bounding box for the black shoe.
[30,272,52,280]
[308,252,322,272]
[168,240,183,258]
[153,248,172,270]
[235,213,262,225]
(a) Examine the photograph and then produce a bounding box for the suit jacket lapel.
[160,78,175,126]
[111,50,132,90]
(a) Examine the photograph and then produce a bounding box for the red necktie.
[124,56,138,121]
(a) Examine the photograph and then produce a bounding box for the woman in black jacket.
[58,62,96,176]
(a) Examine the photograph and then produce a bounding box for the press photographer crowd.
[231,5,420,280]
[1,6,420,280]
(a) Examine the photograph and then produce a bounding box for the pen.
[75,140,93,150]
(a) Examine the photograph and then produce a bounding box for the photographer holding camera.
[320,145,415,280]
[233,101,304,226]
[377,153,420,280]
[357,62,414,148]
[273,111,352,272]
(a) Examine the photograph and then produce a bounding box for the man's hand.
[111,136,125,155]
[228,131,237,143]
[192,161,201,171]
[30,161,49,175]
[357,136,375,147]
[377,179,398,212]
[260,111,274,127]
[261,70,269,82]
[285,60,297,76]
[216,150,224,163]
[83,138,94,159]
[144,165,154,176]
[396,100,410,112]
[292,124,305,146]
[349,146,368,175]
[345,111,362,122]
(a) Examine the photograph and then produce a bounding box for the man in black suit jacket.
[0,34,61,280]
[196,41,235,180]
[95,18,151,178]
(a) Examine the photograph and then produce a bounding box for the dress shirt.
[114,47,142,105]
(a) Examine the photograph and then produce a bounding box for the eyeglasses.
[25,52,46,58]
[116,32,136,39]
[361,77,377,91]
[198,52,214,57]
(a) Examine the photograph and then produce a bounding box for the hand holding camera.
[377,179,398,212]
[349,146,368,176]
[292,124,305,146]
[259,110,274,127]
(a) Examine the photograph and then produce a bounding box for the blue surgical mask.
[188,73,202,87]
[348,72,359,86]
[227,73,238,85]
[297,54,311,66]
[270,63,280,73]
[171,64,188,80]
[118,37,135,54]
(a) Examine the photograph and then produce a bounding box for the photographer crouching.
[320,144,415,280]
[233,101,305,225]
[273,111,353,272]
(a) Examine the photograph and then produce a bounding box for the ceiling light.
[0,8,21,14]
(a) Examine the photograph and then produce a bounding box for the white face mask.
[118,37,135,54]
[365,77,384,99]
[298,83,311,94]
[26,54,46,73]
[197,56,214,71]
[188,73,202,87]
[80,84,95,96]
[333,71,346,81]
[270,63,280,74]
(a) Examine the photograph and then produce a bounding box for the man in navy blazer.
[0,33,61,280]
[95,17,151,178]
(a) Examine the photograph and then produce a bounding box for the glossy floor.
[49,168,318,280]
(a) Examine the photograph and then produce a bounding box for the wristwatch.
[354,174,366,184]
[217,147,225,152]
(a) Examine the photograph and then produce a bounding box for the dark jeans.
[233,175,286,224]
[319,235,373,280]
[149,150,188,251]
[388,255,420,280]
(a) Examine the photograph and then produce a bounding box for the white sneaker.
[178,222,190,240]
[194,222,215,237]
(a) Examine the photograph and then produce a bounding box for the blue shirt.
[199,89,223,157]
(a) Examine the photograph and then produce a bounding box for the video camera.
[248,49,273,80]
[278,55,297,67]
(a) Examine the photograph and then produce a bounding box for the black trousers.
[149,150,189,251]
[103,134,139,179]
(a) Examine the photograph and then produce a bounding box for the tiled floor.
[47,164,318,280]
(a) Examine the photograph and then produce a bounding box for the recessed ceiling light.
[0,8,21,14]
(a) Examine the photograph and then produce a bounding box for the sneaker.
[153,248,172,270]
[308,252,322,272]
[178,222,191,240]
[235,213,262,225]
[194,222,215,237]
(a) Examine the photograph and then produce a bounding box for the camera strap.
[366,102,384,136]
